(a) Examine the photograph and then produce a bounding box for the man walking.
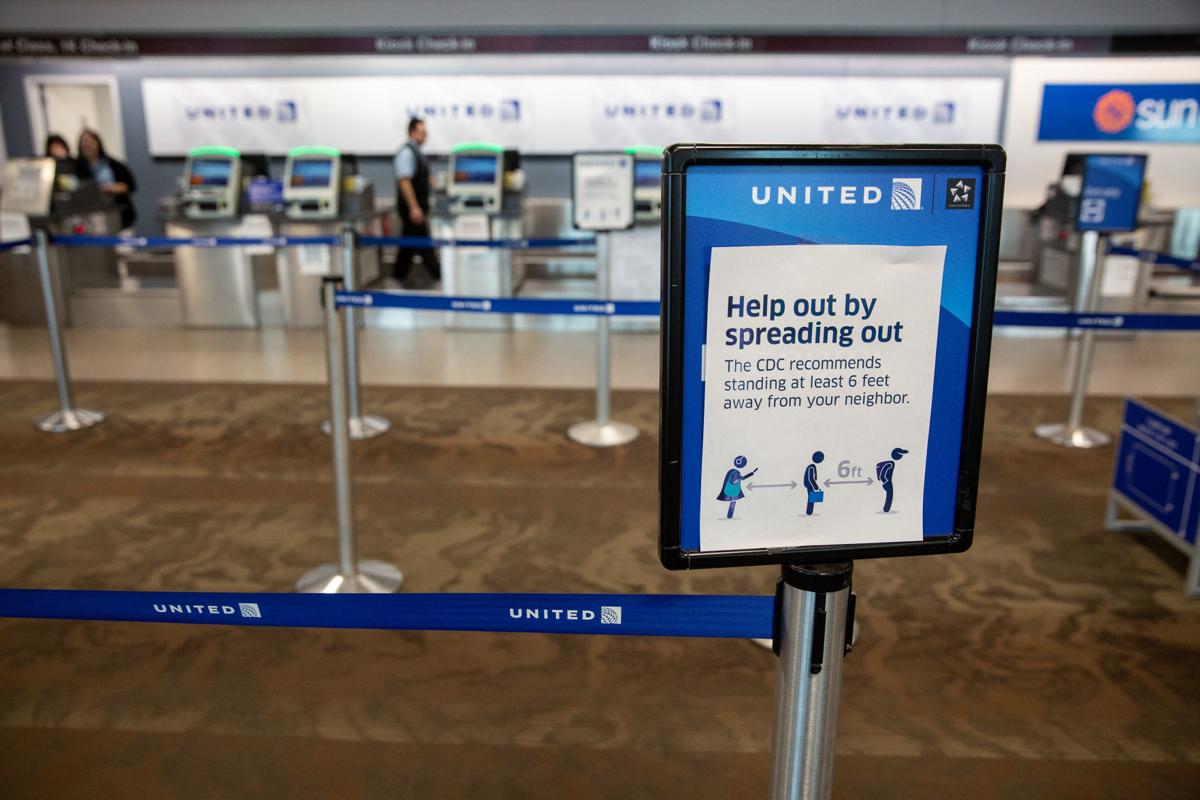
[393,116,440,287]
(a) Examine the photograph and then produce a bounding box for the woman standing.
[77,129,137,231]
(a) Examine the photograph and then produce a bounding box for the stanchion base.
[321,414,391,440]
[567,420,639,448]
[34,408,105,433]
[1034,423,1111,449]
[295,560,404,594]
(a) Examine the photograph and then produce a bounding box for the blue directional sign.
[1112,399,1200,547]
[1076,153,1147,233]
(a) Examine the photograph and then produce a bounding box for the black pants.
[394,218,440,282]
[883,482,894,513]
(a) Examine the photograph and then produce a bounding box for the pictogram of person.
[804,451,824,516]
[876,447,908,513]
[718,455,757,519]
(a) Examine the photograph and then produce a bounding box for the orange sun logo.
[1092,89,1136,134]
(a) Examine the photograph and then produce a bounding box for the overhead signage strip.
[7,32,1178,59]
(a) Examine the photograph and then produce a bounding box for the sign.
[1038,83,1200,143]
[1076,153,1147,233]
[140,76,1004,156]
[659,145,1004,568]
[0,32,1124,59]
[572,152,635,231]
[1112,399,1200,547]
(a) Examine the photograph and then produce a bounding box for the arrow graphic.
[747,481,797,491]
[824,477,874,487]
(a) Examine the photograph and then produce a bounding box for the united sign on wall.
[142,75,1004,156]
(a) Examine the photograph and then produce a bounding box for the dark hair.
[407,116,424,135]
[78,128,108,159]
[45,134,71,157]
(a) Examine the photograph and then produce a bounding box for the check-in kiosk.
[627,146,663,223]
[0,157,122,325]
[164,146,273,328]
[283,147,343,219]
[434,142,525,330]
[605,147,663,331]
[276,146,386,327]
[180,147,244,219]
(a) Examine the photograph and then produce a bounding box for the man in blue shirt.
[393,117,440,286]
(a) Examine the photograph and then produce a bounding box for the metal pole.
[595,231,612,427]
[770,563,854,800]
[1035,230,1111,448]
[321,227,390,440]
[31,228,105,433]
[567,232,638,447]
[296,278,403,594]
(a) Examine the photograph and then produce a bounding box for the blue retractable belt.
[0,589,774,639]
[336,290,660,317]
[50,234,340,249]
[359,235,595,250]
[993,310,1200,331]
[0,237,33,252]
[1108,244,1200,274]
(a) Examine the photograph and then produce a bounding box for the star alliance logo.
[946,178,976,210]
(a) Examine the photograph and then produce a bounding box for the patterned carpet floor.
[0,380,1196,799]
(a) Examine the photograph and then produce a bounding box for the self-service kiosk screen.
[189,158,233,187]
[290,159,334,188]
[454,155,499,185]
[635,160,661,189]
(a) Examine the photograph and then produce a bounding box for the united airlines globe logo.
[890,178,922,210]
[1092,89,1136,134]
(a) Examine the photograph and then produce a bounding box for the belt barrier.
[0,237,33,252]
[360,235,595,250]
[993,310,1200,331]
[335,290,660,317]
[0,588,774,638]
[1108,244,1200,274]
[50,234,340,249]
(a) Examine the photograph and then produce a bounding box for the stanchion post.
[321,226,390,440]
[1035,230,1111,448]
[567,232,638,447]
[770,563,854,800]
[297,278,403,594]
[31,228,105,433]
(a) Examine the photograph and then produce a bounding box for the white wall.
[1003,57,1200,209]
[3,0,1199,32]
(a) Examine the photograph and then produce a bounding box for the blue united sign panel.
[1112,399,1200,547]
[1076,153,1147,233]
[659,145,1004,569]
[1038,83,1200,143]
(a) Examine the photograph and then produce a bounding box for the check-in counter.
[0,158,122,326]
[276,206,389,327]
[274,147,388,327]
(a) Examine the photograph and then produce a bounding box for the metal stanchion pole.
[322,227,390,440]
[31,229,105,433]
[567,232,638,447]
[1035,230,1111,448]
[770,563,854,800]
[297,278,403,594]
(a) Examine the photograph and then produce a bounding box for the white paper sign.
[700,244,945,552]
[572,153,634,231]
